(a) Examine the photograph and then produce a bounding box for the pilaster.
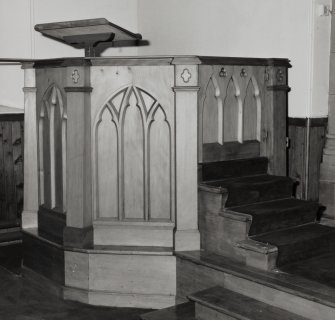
[173,63,200,251]
[64,66,93,246]
[262,66,290,176]
[22,64,39,229]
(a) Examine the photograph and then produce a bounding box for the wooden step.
[203,174,294,207]
[201,157,268,181]
[176,251,335,320]
[0,231,22,243]
[226,198,318,236]
[252,224,335,266]
[0,219,20,229]
[189,286,309,320]
[141,302,195,320]
[0,222,22,273]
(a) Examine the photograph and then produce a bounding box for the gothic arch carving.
[93,86,172,222]
[38,85,66,211]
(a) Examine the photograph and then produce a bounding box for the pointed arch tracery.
[93,86,172,222]
[38,85,66,211]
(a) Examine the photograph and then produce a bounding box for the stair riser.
[249,208,317,236]
[201,157,268,182]
[177,257,335,320]
[226,181,293,207]
[200,213,249,262]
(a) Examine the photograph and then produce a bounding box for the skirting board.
[63,286,176,309]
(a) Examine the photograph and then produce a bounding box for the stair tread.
[189,286,309,320]
[227,198,318,216]
[227,198,318,236]
[252,224,335,246]
[206,174,291,188]
[141,302,195,320]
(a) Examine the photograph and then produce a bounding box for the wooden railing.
[0,113,24,222]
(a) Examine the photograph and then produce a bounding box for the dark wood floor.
[0,267,151,320]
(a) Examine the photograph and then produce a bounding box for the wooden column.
[22,64,39,229]
[173,62,200,251]
[63,66,93,247]
[261,66,290,176]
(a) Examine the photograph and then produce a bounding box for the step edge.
[140,302,195,320]
[228,199,319,215]
[189,287,308,320]
[176,251,335,309]
[191,297,249,320]
[236,239,278,254]
[198,183,228,194]
[0,239,22,247]
[221,210,252,222]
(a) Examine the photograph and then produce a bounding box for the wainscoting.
[288,117,327,201]
[0,113,24,221]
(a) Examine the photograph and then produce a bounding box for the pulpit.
[13,19,290,309]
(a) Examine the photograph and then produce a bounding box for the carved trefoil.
[38,85,67,211]
[93,86,172,222]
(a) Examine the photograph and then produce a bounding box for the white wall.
[138,0,331,118]
[0,0,31,109]
[0,0,139,109]
[311,0,332,117]
[0,0,332,118]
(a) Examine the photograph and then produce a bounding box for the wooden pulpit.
[10,19,290,309]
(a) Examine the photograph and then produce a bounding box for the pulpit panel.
[199,65,264,162]
[91,66,175,223]
[122,91,145,220]
[38,84,67,211]
[96,107,118,219]
[149,107,171,220]
[223,78,239,142]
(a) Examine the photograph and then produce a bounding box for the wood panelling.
[93,83,173,222]
[199,65,264,162]
[38,85,66,212]
[96,108,118,219]
[123,91,145,220]
[38,205,66,244]
[0,114,24,222]
[288,118,327,201]
[149,107,171,220]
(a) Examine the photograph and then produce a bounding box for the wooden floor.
[0,267,151,320]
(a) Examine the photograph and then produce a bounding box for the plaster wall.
[0,0,139,109]
[138,0,331,118]
[0,0,332,118]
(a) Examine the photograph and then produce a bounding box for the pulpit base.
[64,247,176,308]
[22,229,177,309]
[63,286,176,309]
